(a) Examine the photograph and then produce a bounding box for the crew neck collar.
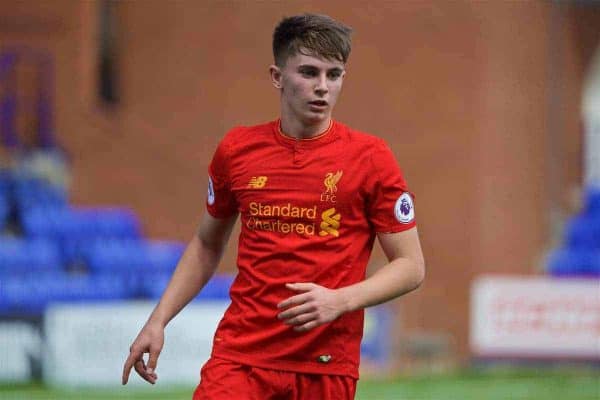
[273,119,339,149]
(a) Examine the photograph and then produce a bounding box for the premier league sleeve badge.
[394,192,415,224]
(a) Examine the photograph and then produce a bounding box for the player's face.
[271,52,346,129]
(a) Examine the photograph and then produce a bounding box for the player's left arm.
[278,227,425,332]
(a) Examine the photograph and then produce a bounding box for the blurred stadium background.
[0,1,599,399]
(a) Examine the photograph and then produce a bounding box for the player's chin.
[303,111,329,124]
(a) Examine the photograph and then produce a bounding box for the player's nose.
[314,74,328,95]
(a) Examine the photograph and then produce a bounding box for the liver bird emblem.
[324,171,343,194]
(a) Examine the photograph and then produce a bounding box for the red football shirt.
[206,119,416,378]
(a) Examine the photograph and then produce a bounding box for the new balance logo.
[248,176,268,188]
[319,207,341,237]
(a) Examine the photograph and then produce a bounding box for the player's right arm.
[121,212,237,385]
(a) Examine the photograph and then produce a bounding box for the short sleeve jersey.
[206,119,416,379]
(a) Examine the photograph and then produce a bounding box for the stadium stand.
[0,193,7,232]
[0,170,12,232]
[0,272,131,316]
[1,46,236,319]
[13,176,67,211]
[21,205,142,266]
[84,239,184,274]
[142,272,233,301]
[0,238,62,274]
[0,167,233,317]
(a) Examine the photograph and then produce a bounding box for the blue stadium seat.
[361,306,392,365]
[21,207,69,238]
[21,206,142,265]
[13,176,67,211]
[140,273,176,300]
[85,239,184,275]
[0,170,13,231]
[196,274,235,300]
[89,207,141,237]
[142,273,234,301]
[0,272,131,316]
[547,248,600,277]
[21,206,141,239]
[564,215,600,250]
[0,238,62,274]
[144,240,186,270]
[0,169,13,196]
[0,196,8,231]
[583,186,600,217]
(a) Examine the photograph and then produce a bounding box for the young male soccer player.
[122,13,425,399]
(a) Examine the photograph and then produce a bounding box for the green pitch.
[1,369,598,400]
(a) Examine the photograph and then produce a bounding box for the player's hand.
[277,282,348,332]
[122,321,164,385]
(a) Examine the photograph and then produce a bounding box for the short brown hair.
[272,14,353,67]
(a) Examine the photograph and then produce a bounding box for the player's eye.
[299,68,318,77]
[328,71,342,80]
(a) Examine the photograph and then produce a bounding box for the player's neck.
[279,117,332,140]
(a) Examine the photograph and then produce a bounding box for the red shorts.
[193,357,357,400]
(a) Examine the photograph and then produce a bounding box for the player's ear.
[269,65,282,89]
[339,67,347,80]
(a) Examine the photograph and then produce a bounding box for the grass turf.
[0,369,598,399]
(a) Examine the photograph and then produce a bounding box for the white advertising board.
[43,301,229,388]
[470,275,600,359]
[0,322,41,382]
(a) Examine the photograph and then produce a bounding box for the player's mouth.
[308,100,328,110]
